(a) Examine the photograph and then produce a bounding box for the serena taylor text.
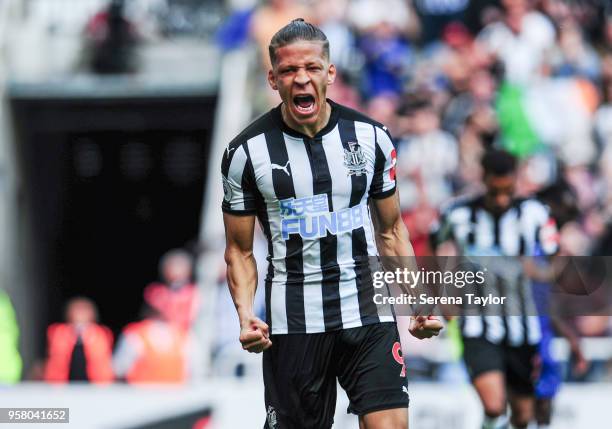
[373,294,507,307]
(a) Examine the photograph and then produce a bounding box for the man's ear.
[327,63,337,85]
[268,69,278,91]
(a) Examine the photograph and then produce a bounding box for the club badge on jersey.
[344,141,367,176]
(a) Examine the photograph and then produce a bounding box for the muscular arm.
[223,213,271,353]
[370,191,421,303]
[224,213,257,321]
[370,191,415,259]
[370,191,443,338]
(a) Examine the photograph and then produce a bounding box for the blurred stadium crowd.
[1,0,612,389]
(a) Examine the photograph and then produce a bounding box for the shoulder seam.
[228,110,276,148]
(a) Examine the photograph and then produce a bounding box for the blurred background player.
[44,297,114,384]
[433,149,559,429]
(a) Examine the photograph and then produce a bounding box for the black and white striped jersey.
[222,100,397,335]
[433,195,559,346]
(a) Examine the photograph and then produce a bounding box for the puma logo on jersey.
[271,160,291,177]
[402,386,409,395]
[225,146,237,157]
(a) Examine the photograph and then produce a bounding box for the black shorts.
[462,337,539,395]
[263,322,408,429]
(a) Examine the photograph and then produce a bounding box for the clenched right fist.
[240,316,273,353]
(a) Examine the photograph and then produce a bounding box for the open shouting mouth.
[293,94,316,115]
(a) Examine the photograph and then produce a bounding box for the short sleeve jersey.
[222,100,397,334]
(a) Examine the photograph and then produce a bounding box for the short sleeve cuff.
[222,206,257,216]
[370,185,396,200]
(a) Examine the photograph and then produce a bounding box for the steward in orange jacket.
[113,315,196,383]
[44,297,113,383]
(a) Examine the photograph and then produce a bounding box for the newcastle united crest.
[344,141,367,176]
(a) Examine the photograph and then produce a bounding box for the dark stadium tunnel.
[10,95,217,360]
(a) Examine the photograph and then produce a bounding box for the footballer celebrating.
[222,19,442,429]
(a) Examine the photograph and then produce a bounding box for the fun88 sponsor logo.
[280,194,365,240]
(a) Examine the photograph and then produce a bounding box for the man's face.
[67,300,96,325]
[268,41,336,128]
[163,256,192,284]
[484,174,515,214]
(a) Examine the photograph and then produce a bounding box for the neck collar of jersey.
[273,98,340,139]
